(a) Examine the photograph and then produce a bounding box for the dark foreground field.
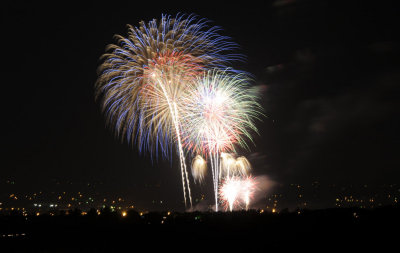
[1,206,399,252]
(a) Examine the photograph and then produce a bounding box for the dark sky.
[2,1,399,210]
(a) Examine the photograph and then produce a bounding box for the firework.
[219,176,256,211]
[241,176,256,210]
[181,70,262,155]
[95,14,241,208]
[191,155,207,183]
[219,176,241,212]
[235,156,252,177]
[96,14,240,158]
[220,153,236,178]
[181,70,262,210]
[141,52,204,206]
[220,153,252,178]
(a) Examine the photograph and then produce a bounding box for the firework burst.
[219,175,257,211]
[181,70,262,155]
[181,69,263,210]
[96,14,240,157]
[95,14,242,208]
[191,155,207,184]
[220,153,252,178]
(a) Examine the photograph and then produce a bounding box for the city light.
[0,180,398,215]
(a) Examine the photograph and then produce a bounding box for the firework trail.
[181,70,263,211]
[142,52,204,206]
[95,14,242,208]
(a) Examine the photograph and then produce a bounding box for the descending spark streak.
[173,102,192,207]
[213,149,220,211]
[207,144,218,211]
[145,67,195,207]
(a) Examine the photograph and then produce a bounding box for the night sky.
[2,1,399,211]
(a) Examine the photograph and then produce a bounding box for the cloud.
[251,175,277,209]
[260,45,400,184]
